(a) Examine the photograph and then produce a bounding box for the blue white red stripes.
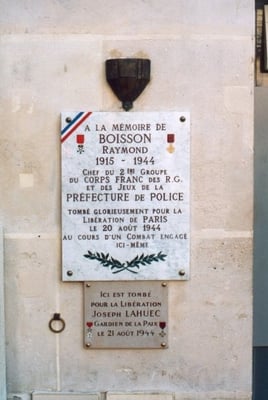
[61,111,92,143]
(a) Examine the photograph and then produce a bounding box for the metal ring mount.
[49,313,66,333]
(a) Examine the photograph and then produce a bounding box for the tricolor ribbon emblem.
[61,111,92,143]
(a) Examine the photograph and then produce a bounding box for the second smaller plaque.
[84,281,168,349]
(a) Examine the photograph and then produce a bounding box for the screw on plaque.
[66,117,72,123]
[180,116,186,122]
[179,269,186,276]
[67,270,73,276]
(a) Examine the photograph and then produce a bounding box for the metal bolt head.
[85,343,91,348]
[86,283,91,288]
[67,270,73,276]
[179,269,186,276]
[161,282,167,287]
[161,342,167,348]
[66,117,72,123]
[180,116,186,122]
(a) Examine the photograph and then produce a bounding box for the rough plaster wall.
[0,0,254,399]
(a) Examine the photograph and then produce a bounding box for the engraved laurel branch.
[84,251,167,274]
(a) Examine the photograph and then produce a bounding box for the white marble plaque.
[84,281,168,349]
[61,112,190,281]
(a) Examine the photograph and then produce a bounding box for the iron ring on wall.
[49,313,66,333]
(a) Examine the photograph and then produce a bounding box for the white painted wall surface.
[0,1,254,399]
